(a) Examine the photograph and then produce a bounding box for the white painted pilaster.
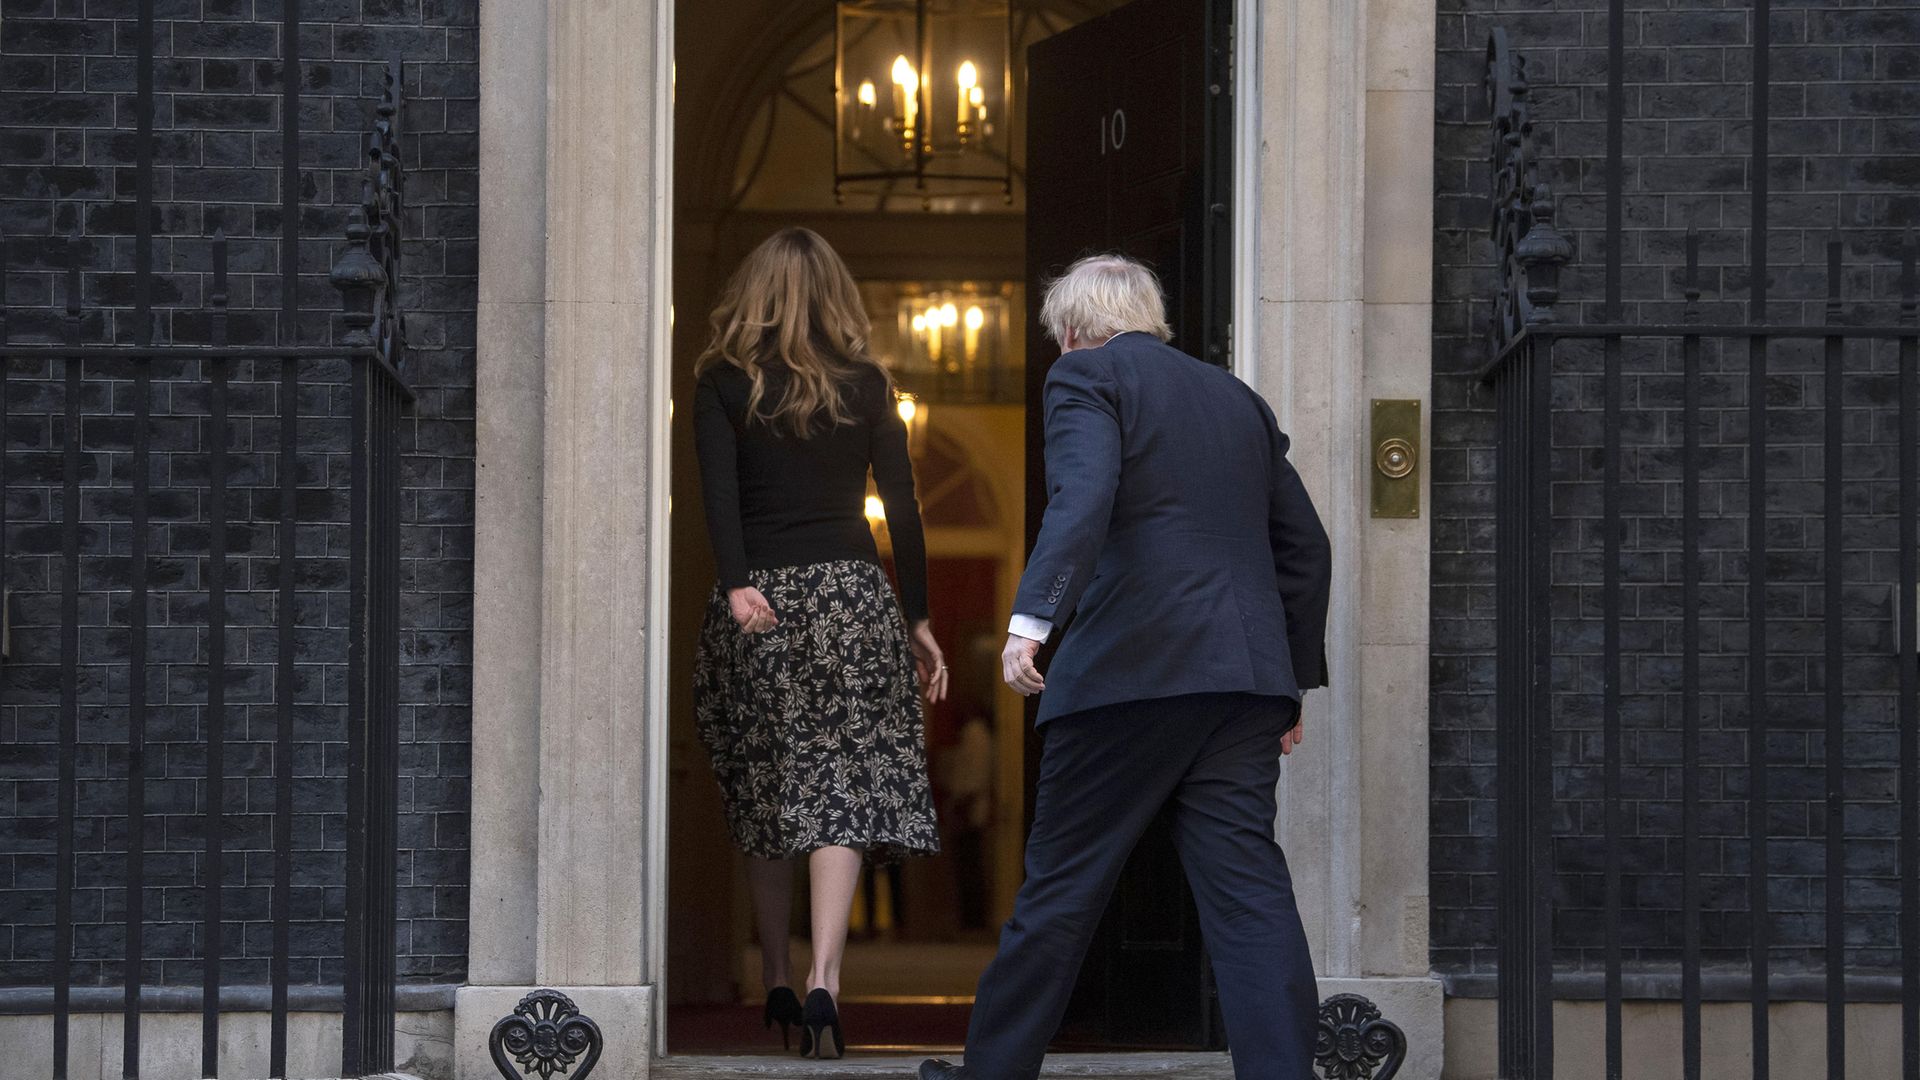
[1258,0,1441,1071]
[468,0,548,989]
[465,0,672,1072]
[1258,0,1371,978]
[534,0,667,991]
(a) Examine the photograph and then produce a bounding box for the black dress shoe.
[918,1060,971,1080]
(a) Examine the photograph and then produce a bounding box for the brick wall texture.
[1433,2,1920,978]
[4,0,1916,999]
[0,0,476,986]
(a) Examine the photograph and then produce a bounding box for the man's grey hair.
[1039,253,1174,346]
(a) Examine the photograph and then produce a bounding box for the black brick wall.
[0,0,475,986]
[1433,2,1920,979]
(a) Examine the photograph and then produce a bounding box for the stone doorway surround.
[459,1,1443,1077]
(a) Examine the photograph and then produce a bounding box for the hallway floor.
[667,999,971,1055]
[737,939,999,1001]
[670,939,995,1053]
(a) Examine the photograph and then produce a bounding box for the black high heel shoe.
[797,987,845,1060]
[763,987,804,1050]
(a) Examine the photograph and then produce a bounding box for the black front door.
[1022,0,1234,1052]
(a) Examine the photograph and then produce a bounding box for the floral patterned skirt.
[693,559,941,863]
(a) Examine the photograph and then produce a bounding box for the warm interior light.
[911,313,926,333]
[964,305,984,331]
[897,396,918,422]
[940,302,959,327]
[890,55,919,144]
[835,5,1010,198]
[865,495,887,522]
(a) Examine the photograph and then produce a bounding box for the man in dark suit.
[921,254,1332,1080]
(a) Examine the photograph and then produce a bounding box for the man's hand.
[1281,712,1305,756]
[1001,634,1045,696]
[727,586,778,635]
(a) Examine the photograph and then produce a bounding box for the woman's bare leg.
[745,856,795,992]
[806,845,864,998]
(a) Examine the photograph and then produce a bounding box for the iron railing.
[1482,13,1920,1080]
[0,10,410,1076]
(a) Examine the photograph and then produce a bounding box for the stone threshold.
[252,1075,426,1080]
[654,1053,1234,1079]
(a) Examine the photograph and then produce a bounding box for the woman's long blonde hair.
[696,227,887,437]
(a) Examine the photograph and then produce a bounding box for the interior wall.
[918,405,1033,924]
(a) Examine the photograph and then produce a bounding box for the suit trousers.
[961,691,1318,1080]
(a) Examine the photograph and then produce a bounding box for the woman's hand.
[909,619,949,704]
[727,586,778,634]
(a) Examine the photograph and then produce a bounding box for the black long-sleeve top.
[693,361,929,621]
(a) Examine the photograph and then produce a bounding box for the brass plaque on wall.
[1371,399,1421,519]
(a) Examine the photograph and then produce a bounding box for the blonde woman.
[692,227,946,1059]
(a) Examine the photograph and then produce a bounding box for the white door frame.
[645,0,677,1049]
[1230,0,1263,388]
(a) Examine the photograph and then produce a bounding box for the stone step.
[653,1053,1235,1080]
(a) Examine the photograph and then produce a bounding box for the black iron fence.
[1483,12,1920,1080]
[0,9,410,1076]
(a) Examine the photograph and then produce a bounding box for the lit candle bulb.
[939,305,959,370]
[957,60,977,132]
[853,80,876,141]
[891,55,916,145]
[963,304,984,362]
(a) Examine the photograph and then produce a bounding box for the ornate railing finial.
[331,207,384,346]
[330,55,406,373]
[1486,29,1570,361]
[1515,187,1571,325]
[489,989,603,1080]
[1315,993,1407,1080]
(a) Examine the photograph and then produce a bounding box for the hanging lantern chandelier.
[834,1,1013,207]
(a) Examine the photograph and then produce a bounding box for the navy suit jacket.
[1016,332,1333,724]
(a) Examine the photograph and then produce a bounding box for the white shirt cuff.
[1008,614,1054,643]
